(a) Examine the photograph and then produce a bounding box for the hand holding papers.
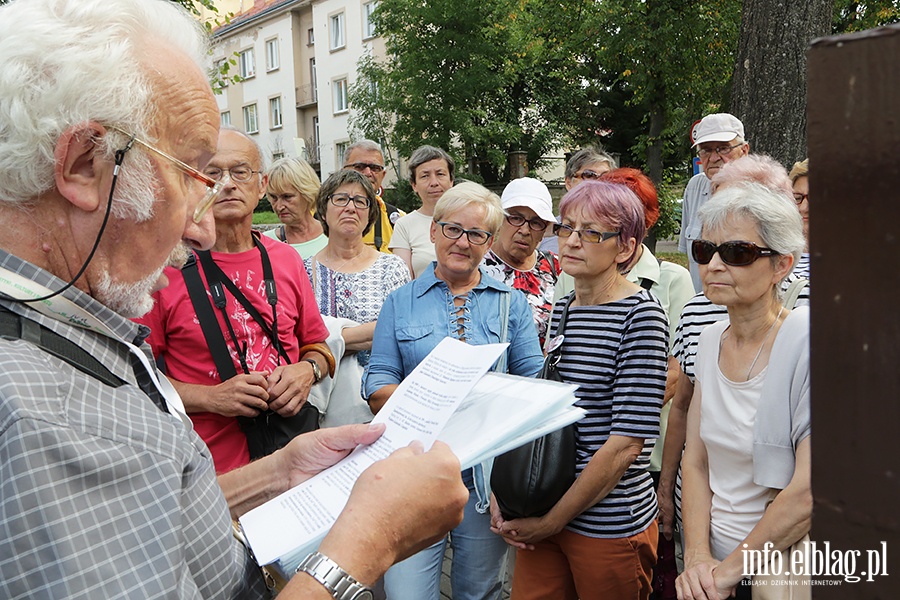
[239,337,583,573]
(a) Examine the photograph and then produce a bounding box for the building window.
[265,38,279,71]
[243,104,258,134]
[330,13,345,50]
[269,97,283,129]
[310,58,318,102]
[308,27,315,45]
[333,78,349,113]
[336,141,349,166]
[239,48,255,79]
[363,2,378,39]
[273,151,286,160]
[220,111,231,126]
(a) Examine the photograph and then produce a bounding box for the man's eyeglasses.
[202,166,262,183]
[506,213,548,231]
[574,169,603,180]
[697,143,743,159]
[435,221,492,245]
[691,240,779,267]
[107,126,222,223]
[344,162,385,174]
[329,193,371,209]
[553,223,619,244]
[792,193,809,205]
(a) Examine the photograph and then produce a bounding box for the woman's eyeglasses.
[506,213,548,231]
[691,240,779,267]
[553,223,619,244]
[435,221,492,245]
[792,193,809,205]
[329,193,371,209]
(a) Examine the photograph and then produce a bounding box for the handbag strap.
[493,290,511,373]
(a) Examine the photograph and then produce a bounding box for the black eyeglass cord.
[9,136,136,305]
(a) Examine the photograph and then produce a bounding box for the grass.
[253,211,280,225]
[657,251,688,269]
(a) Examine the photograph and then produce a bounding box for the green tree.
[350,0,572,181]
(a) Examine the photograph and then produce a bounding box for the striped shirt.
[552,290,668,538]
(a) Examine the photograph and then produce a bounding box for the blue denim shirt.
[363,265,542,395]
[363,265,543,512]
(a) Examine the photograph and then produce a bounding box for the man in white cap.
[481,177,560,345]
[678,113,749,291]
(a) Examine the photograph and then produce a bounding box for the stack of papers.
[238,337,583,575]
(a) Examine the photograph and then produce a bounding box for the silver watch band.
[296,551,374,600]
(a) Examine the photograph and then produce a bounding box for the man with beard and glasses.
[0,1,467,598]
[137,125,332,474]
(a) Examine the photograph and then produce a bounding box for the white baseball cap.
[692,113,745,147]
[500,177,555,223]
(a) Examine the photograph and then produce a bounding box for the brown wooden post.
[807,25,900,597]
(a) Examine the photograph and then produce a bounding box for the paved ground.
[440,546,513,600]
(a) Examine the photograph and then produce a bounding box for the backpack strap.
[783,277,809,310]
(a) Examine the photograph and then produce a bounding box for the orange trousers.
[510,521,658,600]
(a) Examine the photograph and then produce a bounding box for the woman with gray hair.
[364,180,543,600]
[676,184,811,599]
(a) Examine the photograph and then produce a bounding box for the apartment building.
[210,0,387,181]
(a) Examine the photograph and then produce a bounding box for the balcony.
[296,83,317,108]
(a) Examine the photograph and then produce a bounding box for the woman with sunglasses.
[676,183,810,600]
[363,181,543,600]
[481,178,560,346]
[493,180,668,600]
[304,170,410,426]
[659,156,808,551]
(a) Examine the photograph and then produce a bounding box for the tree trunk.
[730,0,833,167]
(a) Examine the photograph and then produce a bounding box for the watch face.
[352,591,374,600]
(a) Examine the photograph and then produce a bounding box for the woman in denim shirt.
[363,181,543,600]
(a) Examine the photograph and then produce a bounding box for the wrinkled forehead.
[346,148,384,165]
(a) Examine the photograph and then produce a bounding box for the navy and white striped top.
[552,290,668,539]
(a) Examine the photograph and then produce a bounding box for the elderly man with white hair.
[0,1,466,598]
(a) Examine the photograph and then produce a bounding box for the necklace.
[744,306,785,380]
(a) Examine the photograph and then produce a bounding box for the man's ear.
[54,123,108,213]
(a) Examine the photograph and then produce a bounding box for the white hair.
[0,0,210,212]
[699,182,805,279]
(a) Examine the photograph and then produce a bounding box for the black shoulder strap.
[638,277,654,291]
[181,253,237,381]
[554,291,577,336]
[538,250,559,284]
[194,238,290,365]
[0,305,171,413]
[373,203,384,251]
[0,306,125,388]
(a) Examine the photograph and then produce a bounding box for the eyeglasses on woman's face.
[691,239,779,267]
[329,193,371,209]
[435,221,492,245]
[553,223,619,244]
[792,193,809,205]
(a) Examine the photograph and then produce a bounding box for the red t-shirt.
[137,235,328,473]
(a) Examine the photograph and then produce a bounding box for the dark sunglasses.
[691,239,779,267]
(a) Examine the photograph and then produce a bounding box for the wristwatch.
[295,551,374,600]
[303,358,323,383]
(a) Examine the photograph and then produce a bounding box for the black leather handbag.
[491,293,577,520]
